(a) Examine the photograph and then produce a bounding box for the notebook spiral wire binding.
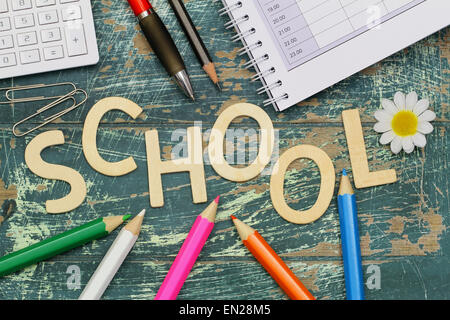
[216,0,288,108]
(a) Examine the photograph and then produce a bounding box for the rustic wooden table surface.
[0,0,448,300]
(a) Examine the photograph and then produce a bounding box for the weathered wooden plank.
[0,2,447,125]
[0,0,448,301]
[0,256,448,300]
[0,124,447,262]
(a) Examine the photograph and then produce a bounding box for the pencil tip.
[137,209,146,217]
[338,170,354,195]
[214,195,220,204]
[230,215,236,220]
[215,82,222,91]
[124,210,145,235]
[123,214,132,221]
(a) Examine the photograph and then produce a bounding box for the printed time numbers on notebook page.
[219,0,449,110]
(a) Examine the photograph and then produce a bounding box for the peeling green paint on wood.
[0,0,448,300]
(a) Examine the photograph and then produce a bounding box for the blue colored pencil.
[337,169,365,300]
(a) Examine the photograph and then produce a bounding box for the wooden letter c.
[82,97,143,176]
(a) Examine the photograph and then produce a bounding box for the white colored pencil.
[78,209,146,300]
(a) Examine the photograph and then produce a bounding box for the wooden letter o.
[270,145,335,224]
[82,97,143,176]
[208,103,275,182]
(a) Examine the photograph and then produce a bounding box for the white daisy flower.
[373,92,436,154]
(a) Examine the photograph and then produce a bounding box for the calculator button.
[14,14,35,29]
[65,24,87,56]
[0,53,16,67]
[38,10,59,25]
[0,35,14,50]
[41,27,61,42]
[36,0,56,7]
[60,0,79,3]
[62,5,81,21]
[19,49,40,64]
[12,0,32,11]
[0,0,8,13]
[17,31,37,46]
[43,45,64,60]
[0,17,11,32]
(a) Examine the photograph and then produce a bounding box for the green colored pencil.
[0,215,131,277]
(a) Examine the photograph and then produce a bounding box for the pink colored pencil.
[155,196,220,300]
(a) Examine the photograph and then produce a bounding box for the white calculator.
[0,0,99,79]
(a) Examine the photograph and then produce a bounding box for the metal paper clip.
[0,82,77,104]
[12,88,88,137]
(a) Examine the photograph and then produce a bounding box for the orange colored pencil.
[231,215,315,300]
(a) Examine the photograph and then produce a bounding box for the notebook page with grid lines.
[220,0,449,111]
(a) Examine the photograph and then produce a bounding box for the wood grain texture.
[0,0,448,300]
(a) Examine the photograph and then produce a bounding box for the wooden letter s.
[25,130,87,214]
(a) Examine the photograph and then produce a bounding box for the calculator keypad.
[40,27,60,42]
[12,0,33,11]
[0,53,17,67]
[19,48,40,63]
[0,0,8,12]
[38,9,58,24]
[0,34,14,49]
[0,0,98,75]
[62,5,81,21]
[43,44,63,60]
[65,23,85,56]
[17,30,37,46]
[0,17,11,31]
[36,0,56,7]
[14,13,35,29]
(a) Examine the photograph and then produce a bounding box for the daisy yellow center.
[390,111,418,137]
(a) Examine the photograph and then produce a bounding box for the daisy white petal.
[381,98,398,115]
[418,110,436,122]
[405,92,418,110]
[374,121,391,133]
[404,146,415,154]
[417,121,433,134]
[412,132,427,148]
[394,92,406,110]
[374,109,393,123]
[413,99,429,116]
[379,130,395,145]
[390,136,402,154]
[405,146,415,154]
[402,136,414,153]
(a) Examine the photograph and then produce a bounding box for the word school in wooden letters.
[24,97,397,224]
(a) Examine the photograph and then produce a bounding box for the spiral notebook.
[219,0,450,111]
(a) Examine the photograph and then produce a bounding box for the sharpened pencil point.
[123,214,132,221]
[230,215,236,220]
[338,171,354,195]
[215,82,222,91]
[214,196,220,204]
[124,210,146,235]
[137,209,146,217]
[200,199,219,222]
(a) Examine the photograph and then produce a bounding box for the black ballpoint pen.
[127,0,195,100]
